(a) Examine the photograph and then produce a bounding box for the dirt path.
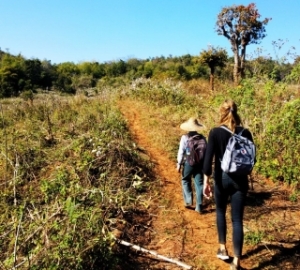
[118,99,242,270]
[118,99,300,270]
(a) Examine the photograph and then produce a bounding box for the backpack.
[220,126,256,175]
[185,134,207,166]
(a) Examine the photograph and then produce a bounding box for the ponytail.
[219,100,242,132]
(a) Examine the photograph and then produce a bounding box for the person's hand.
[176,164,181,173]
[203,182,212,199]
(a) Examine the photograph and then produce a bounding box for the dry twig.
[116,238,193,269]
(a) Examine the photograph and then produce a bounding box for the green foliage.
[24,59,42,90]
[289,190,299,202]
[244,230,264,245]
[286,62,300,85]
[0,54,26,97]
[105,60,127,77]
[199,46,228,70]
[0,76,300,268]
[20,89,34,101]
[125,75,300,187]
[246,55,277,79]
[0,94,154,269]
[127,78,191,107]
[257,98,300,183]
[1,47,299,98]
[199,46,228,90]
[210,77,299,184]
[77,61,105,79]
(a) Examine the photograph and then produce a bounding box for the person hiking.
[176,117,206,214]
[202,100,254,270]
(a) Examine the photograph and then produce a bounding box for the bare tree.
[216,3,270,84]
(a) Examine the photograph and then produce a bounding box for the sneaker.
[216,248,229,260]
[230,262,240,270]
[195,204,204,214]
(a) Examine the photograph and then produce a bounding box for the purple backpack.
[185,134,207,166]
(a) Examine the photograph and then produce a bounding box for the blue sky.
[0,0,299,64]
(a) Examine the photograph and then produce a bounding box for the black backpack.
[185,134,207,166]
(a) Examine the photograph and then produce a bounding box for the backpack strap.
[189,134,201,140]
[220,125,232,134]
[220,125,244,136]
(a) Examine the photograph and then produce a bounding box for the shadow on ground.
[245,240,300,269]
[246,190,272,207]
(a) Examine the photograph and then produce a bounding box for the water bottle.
[186,147,191,155]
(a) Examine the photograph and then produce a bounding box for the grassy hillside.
[0,77,299,269]
[0,91,156,269]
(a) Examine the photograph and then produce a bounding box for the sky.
[0,0,299,64]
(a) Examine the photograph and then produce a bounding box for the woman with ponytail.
[202,100,254,270]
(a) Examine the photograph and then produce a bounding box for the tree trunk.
[210,74,214,91]
[240,45,246,79]
[232,43,241,85]
[210,66,215,91]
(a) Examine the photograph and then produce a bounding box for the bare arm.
[203,174,212,199]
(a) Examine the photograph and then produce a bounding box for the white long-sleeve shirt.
[177,131,204,165]
[177,134,188,165]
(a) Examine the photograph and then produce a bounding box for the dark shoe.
[184,204,194,210]
[216,248,229,260]
[230,262,240,270]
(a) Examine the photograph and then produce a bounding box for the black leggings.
[214,172,248,257]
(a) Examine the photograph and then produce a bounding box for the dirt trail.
[118,99,252,270]
[118,99,300,270]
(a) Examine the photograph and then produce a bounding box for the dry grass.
[0,92,158,269]
[0,77,299,269]
[117,78,300,269]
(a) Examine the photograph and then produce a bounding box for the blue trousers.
[214,171,248,257]
[181,162,203,212]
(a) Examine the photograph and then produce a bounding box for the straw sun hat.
[180,117,203,131]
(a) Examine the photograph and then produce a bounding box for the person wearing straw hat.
[177,117,207,213]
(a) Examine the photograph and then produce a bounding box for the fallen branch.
[116,238,193,269]
[13,204,24,269]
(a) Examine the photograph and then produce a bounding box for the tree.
[141,61,154,78]
[286,62,300,86]
[174,64,189,80]
[0,54,26,97]
[24,59,42,90]
[199,46,228,90]
[105,60,127,77]
[216,3,270,84]
[54,62,79,93]
[77,61,105,79]
[40,60,56,90]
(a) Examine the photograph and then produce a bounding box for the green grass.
[0,92,155,269]
[1,76,300,269]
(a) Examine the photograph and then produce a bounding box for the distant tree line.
[2,3,300,98]
[0,49,298,98]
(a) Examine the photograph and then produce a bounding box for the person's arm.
[202,129,215,198]
[176,135,186,172]
[202,128,215,176]
[203,174,212,198]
